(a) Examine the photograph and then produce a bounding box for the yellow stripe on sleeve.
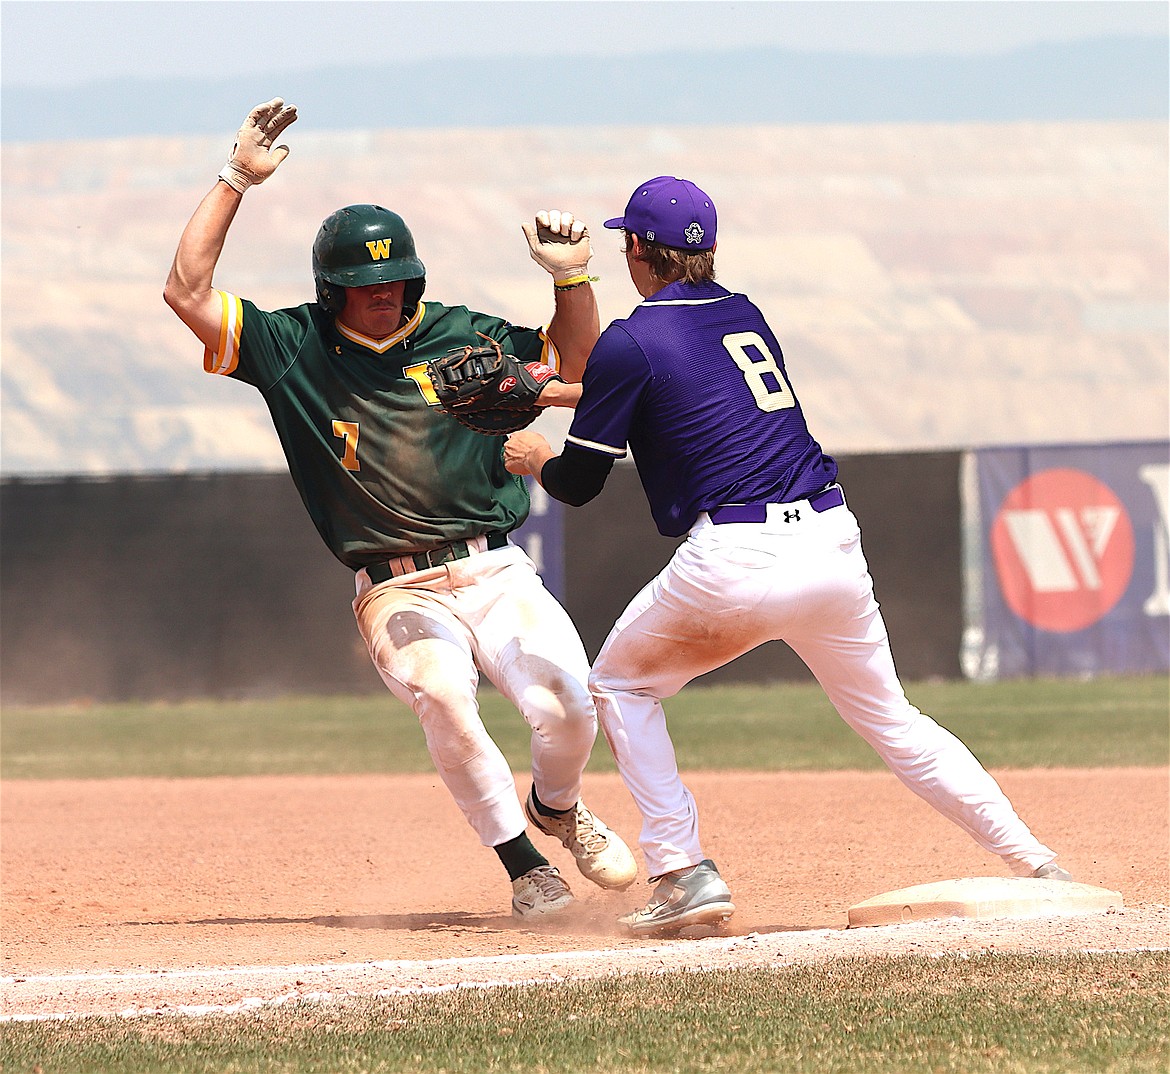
[540,331,561,374]
[202,291,243,375]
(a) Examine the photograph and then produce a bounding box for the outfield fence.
[2,442,1166,703]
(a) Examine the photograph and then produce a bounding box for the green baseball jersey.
[204,293,555,569]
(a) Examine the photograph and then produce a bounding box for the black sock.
[529,785,572,818]
[494,833,547,881]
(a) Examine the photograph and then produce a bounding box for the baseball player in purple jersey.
[505,175,1072,934]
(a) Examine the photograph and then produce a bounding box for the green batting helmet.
[312,204,427,315]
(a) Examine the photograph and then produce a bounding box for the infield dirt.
[2,768,1167,1018]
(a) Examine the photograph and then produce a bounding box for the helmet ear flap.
[315,278,345,315]
[403,278,425,315]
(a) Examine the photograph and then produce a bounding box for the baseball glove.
[427,335,563,435]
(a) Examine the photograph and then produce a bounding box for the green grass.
[3,682,1167,1071]
[2,952,1167,1073]
[1,675,1166,780]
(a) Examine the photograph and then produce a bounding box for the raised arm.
[521,210,599,384]
[163,182,245,351]
[163,98,298,351]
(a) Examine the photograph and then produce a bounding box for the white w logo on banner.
[990,468,1135,634]
[1001,507,1121,592]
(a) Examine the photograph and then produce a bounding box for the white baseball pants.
[591,501,1058,880]
[353,543,596,848]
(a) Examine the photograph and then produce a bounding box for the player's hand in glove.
[426,334,564,436]
[521,209,594,285]
[219,98,299,193]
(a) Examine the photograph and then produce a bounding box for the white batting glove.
[521,209,595,285]
[218,98,299,193]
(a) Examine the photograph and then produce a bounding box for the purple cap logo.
[604,176,717,250]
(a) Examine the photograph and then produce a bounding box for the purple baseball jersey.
[565,280,838,537]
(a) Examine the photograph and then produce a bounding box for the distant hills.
[2,116,1165,477]
[2,35,1166,143]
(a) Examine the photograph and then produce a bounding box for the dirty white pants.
[353,543,595,848]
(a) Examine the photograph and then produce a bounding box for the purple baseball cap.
[604,176,717,250]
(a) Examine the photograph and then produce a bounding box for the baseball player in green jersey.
[164,98,636,919]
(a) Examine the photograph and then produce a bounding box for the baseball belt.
[708,485,845,525]
[364,532,509,584]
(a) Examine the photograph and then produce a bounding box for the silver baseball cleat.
[618,858,735,934]
[1032,862,1074,882]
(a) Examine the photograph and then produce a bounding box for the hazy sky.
[3,0,1167,88]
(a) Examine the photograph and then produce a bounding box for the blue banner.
[963,442,1169,679]
[511,477,565,601]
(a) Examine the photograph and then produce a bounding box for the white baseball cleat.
[1032,862,1074,882]
[511,864,574,919]
[525,788,638,890]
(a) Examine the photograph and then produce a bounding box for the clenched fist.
[521,209,593,284]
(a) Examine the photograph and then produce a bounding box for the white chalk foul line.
[2,928,784,985]
[0,931,802,1021]
[2,981,561,1023]
[4,933,1167,1023]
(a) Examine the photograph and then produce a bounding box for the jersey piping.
[335,303,426,353]
[633,293,737,308]
[565,433,627,457]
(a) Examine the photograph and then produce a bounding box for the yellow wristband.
[554,274,599,290]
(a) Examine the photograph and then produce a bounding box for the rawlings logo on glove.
[426,334,563,435]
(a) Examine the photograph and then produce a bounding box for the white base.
[847,877,1123,928]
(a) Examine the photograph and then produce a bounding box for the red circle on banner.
[990,468,1134,633]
